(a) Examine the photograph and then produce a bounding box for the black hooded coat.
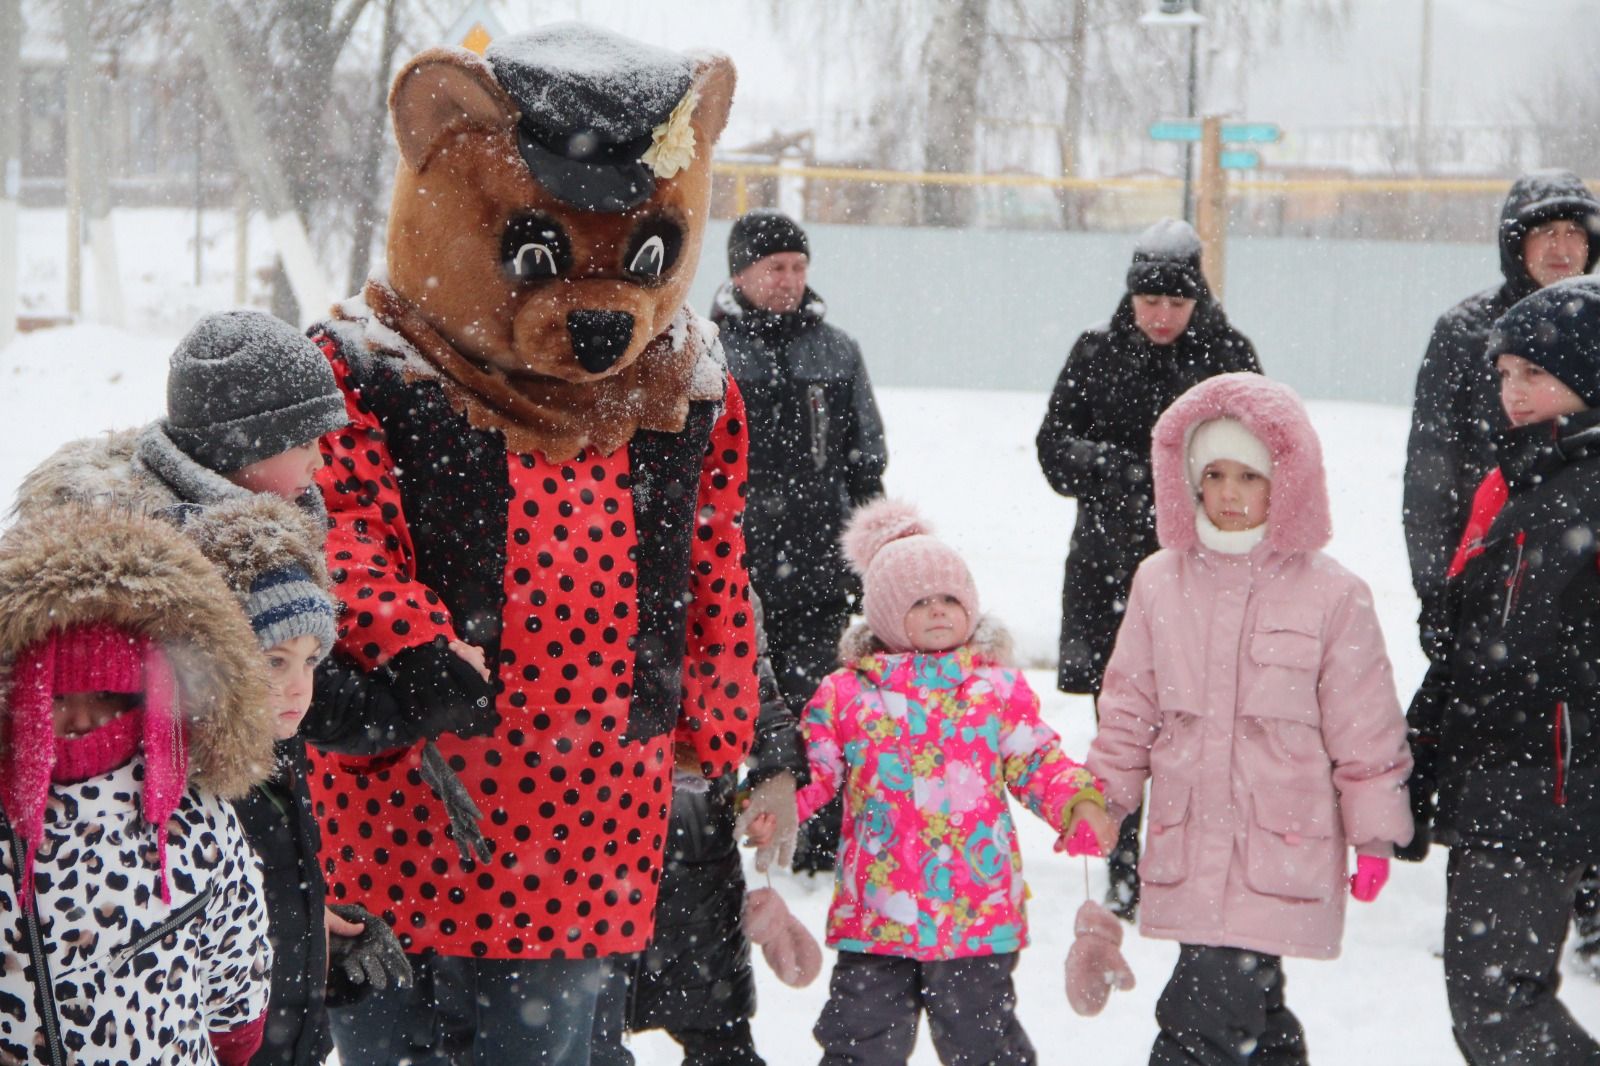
[1037,291,1259,694]
[1403,169,1600,648]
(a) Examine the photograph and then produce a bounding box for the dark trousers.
[329,953,612,1066]
[1445,847,1600,1064]
[813,950,1035,1066]
[1150,945,1307,1066]
[665,1019,765,1066]
[1093,698,1142,916]
[1577,866,1600,952]
[765,596,852,871]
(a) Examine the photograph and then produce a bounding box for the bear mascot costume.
[301,24,757,1062]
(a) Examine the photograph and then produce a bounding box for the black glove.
[1395,755,1436,863]
[388,638,499,741]
[325,903,412,1007]
[419,739,493,867]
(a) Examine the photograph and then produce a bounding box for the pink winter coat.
[1087,373,1413,961]
[799,619,1104,962]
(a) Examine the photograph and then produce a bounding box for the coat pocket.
[1250,603,1322,671]
[1244,789,1339,901]
[1138,782,1192,886]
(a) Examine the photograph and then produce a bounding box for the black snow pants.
[765,595,852,872]
[1445,847,1600,1064]
[1150,945,1307,1066]
[813,951,1035,1065]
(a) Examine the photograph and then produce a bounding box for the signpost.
[1147,117,1282,299]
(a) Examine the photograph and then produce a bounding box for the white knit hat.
[1186,417,1273,492]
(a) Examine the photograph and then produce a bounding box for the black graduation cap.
[486,24,694,214]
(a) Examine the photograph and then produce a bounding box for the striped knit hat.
[247,564,335,658]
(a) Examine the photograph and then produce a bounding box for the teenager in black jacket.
[1035,218,1259,919]
[1405,279,1600,1063]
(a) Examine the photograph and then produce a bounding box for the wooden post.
[1196,114,1226,300]
[234,180,249,306]
[0,0,20,350]
[64,0,87,318]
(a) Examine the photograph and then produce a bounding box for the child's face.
[1497,353,1588,427]
[226,442,325,500]
[265,634,320,740]
[904,594,969,653]
[1199,459,1271,532]
[52,691,139,738]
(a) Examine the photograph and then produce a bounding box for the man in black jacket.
[1402,170,1600,973]
[1404,170,1600,658]
[713,210,887,873]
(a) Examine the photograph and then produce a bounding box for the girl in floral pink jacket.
[794,498,1111,1065]
[1088,373,1413,1065]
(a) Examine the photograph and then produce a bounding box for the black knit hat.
[164,311,347,473]
[1126,218,1207,300]
[1489,277,1600,407]
[486,25,694,214]
[728,210,810,276]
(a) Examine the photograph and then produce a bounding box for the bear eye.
[501,214,572,283]
[622,218,683,286]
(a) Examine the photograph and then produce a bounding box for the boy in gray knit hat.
[162,309,349,499]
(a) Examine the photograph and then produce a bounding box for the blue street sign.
[1148,121,1282,144]
[1221,150,1260,170]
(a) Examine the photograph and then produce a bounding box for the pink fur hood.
[1151,373,1332,554]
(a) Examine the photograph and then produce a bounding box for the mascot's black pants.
[764,595,852,873]
[330,953,613,1065]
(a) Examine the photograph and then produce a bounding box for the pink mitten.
[1349,855,1389,903]
[743,887,822,988]
[1065,899,1136,1016]
[1057,818,1103,858]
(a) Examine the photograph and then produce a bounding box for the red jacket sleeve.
[673,379,758,777]
[313,336,458,669]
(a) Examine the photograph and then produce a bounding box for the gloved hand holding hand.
[1057,803,1116,858]
[390,637,499,740]
[419,740,492,866]
[734,772,798,873]
[326,903,412,995]
[1349,854,1390,902]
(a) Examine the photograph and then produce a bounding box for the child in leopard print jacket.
[0,505,277,1066]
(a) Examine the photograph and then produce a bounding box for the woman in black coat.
[1036,219,1260,916]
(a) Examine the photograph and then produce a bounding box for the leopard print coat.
[0,760,272,1065]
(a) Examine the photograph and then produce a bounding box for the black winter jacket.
[1036,294,1259,693]
[627,599,805,1033]
[1408,412,1600,866]
[232,740,333,1066]
[1403,171,1600,632]
[715,283,886,610]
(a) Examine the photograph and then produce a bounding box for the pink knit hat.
[1,621,186,907]
[842,499,979,653]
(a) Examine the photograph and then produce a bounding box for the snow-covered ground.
[3,209,1598,1062]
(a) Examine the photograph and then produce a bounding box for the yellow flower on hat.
[642,88,699,180]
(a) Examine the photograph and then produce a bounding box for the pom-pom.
[840,497,930,576]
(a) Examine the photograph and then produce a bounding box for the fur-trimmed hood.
[178,494,331,600]
[0,505,275,798]
[1151,373,1332,555]
[838,613,1015,669]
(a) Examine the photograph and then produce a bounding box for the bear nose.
[567,310,635,374]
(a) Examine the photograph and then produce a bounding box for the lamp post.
[1140,0,1206,222]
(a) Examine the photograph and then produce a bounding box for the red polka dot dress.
[304,329,756,961]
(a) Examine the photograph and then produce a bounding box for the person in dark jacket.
[1401,170,1600,970]
[1036,218,1260,921]
[619,594,806,1066]
[183,498,412,1066]
[1403,278,1600,1063]
[1403,170,1600,657]
[714,209,887,874]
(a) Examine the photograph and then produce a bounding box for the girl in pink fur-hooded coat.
[1087,373,1413,1064]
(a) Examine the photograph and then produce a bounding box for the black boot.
[1105,809,1142,922]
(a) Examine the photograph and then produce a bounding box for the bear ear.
[687,52,736,148]
[389,48,519,172]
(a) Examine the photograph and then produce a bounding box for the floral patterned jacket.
[798,619,1103,961]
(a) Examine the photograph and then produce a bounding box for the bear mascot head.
[358,22,735,459]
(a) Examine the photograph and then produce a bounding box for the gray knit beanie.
[164,311,347,473]
[248,564,336,660]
